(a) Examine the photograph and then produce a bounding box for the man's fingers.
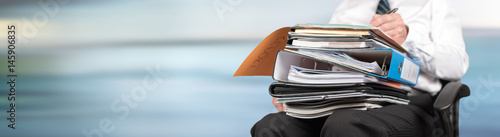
[369,13,400,27]
[272,97,285,112]
[385,29,399,38]
[370,13,407,45]
[369,14,383,26]
[385,29,406,45]
[370,14,393,27]
[372,14,381,20]
[378,22,398,32]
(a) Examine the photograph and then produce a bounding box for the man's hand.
[272,97,285,112]
[369,13,409,45]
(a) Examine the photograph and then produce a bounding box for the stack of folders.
[270,24,421,119]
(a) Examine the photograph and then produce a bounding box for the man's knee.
[251,112,292,137]
[322,110,362,131]
[321,110,386,137]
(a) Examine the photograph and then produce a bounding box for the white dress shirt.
[329,0,469,95]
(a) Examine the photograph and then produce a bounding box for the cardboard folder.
[233,27,290,76]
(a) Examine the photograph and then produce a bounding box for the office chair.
[433,80,470,137]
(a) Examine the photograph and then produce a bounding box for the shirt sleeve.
[328,0,379,25]
[402,0,469,81]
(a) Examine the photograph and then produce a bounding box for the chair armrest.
[433,81,470,110]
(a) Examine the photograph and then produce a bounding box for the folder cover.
[233,27,290,76]
[269,82,408,98]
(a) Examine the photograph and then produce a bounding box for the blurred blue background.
[0,0,499,136]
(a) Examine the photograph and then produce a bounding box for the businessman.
[251,0,469,136]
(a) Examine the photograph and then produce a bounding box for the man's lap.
[251,104,435,137]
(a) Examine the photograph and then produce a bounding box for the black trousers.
[251,94,442,137]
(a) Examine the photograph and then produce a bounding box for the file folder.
[273,48,420,85]
[268,82,408,98]
[233,27,289,76]
[292,23,408,53]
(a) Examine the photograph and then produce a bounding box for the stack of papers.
[271,24,417,119]
[295,49,384,75]
[289,23,408,53]
[233,24,421,119]
[288,65,372,84]
[269,79,410,119]
[287,65,411,90]
[284,100,383,119]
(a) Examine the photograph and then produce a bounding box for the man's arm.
[403,0,468,80]
[368,0,468,81]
